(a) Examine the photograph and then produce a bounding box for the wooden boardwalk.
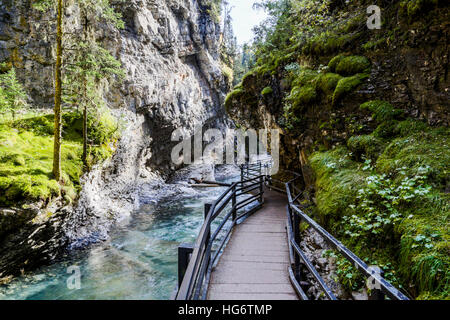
[207,189,298,300]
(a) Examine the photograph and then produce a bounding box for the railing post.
[232,185,237,221]
[240,164,244,182]
[292,207,301,282]
[178,243,194,288]
[259,175,264,204]
[204,203,212,246]
[369,268,386,300]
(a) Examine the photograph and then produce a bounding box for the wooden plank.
[207,189,298,300]
[208,283,295,294]
[209,292,298,300]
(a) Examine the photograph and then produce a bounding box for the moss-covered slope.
[225,0,449,299]
[0,112,117,208]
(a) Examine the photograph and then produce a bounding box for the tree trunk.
[53,0,63,181]
[82,103,88,170]
[81,16,89,170]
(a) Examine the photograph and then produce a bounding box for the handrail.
[282,174,409,300]
[175,162,266,300]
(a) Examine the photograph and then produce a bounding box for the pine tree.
[0,87,8,115]
[33,0,124,174]
[0,65,27,120]
[64,0,124,169]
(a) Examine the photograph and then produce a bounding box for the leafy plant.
[343,163,432,242]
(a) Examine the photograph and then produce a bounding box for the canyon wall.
[0,0,230,277]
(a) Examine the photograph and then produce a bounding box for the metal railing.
[175,164,266,300]
[282,174,409,300]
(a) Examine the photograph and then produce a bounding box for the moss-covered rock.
[310,146,368,223]
[335,56,371,76]
[376,125,449,189]
[293,69,319,87]
[261,86,273,96]
[360,100,403,122]
[332,73,369,105]
[315,72,343,96]
[328,55,345,73]
[347,134,385,160]
[287,85,317,112]
[310,120,449,299]
[224,86,244,112]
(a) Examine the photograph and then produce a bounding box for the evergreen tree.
[64,0,124,169]
[0,65,27,119]
[33,0,124,175]
[0,87,8,115]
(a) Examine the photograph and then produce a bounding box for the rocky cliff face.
[225,1,449,299]
[226,1,449,174]
[1,0,229,169]
[0,0,230,277]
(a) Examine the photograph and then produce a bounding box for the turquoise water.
[0,178,239,300]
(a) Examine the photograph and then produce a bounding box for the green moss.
[224,86,245,112]
[395,118,428,136]
[347,134,385,160]
[0,111,117,206]
[315,73,342,96]
[335,56,371,76]
[328,55,345,73]
[360,100,403,122]
[362,38,386,51]
[241,70,256,84]
[13,115,54,136]
[0,125,75,204]
[332,73,369,105]
[261,86,273,96]
[303,32,358,56]
[292,69,319,87]
[373,120,399,138]
[310,121,450,299]
[310,147,369,229]
[376,125,449,190]
[287,85,317,112]
[400,0,439,20]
